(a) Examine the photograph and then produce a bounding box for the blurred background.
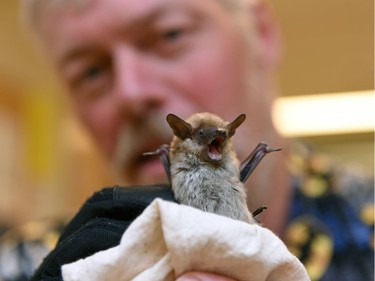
[0,0,373,225]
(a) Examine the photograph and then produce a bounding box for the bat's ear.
[227,114,246,137]
[166,114,193,140]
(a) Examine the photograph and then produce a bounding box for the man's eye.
[83,66,103,80]
[71,63,111,98]
[161,29,183,42]
[149,27,190,57]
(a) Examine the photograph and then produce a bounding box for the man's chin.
[120,159,169,186]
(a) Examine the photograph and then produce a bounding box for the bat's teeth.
[208,143,222,161]
[208,151,222,161]
[210,136,225,147]
[206,135,226,161]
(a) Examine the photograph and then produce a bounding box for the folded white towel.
[62,199,309,281]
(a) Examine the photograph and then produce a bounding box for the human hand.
[176,272,236,281]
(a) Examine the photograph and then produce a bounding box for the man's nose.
[113,46,166,117]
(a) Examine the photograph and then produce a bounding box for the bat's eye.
[199,129,204,135]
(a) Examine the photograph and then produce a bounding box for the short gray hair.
[22,0,249,34]
[21,0,90,33]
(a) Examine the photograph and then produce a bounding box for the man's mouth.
[112,113,173,184]
[130,142,170,182]
[124,154,166,185]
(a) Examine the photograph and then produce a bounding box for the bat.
[143,112,281,223]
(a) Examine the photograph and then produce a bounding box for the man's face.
[39,0,269,185]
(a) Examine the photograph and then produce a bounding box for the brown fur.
[167,112,255,223]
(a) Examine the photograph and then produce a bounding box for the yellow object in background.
[21,92,61,184]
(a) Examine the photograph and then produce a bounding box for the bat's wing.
[240,142,282,183]
[143,144,171,183]
[241,143,281,223]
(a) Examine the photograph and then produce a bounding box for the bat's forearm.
[239,142,282,183]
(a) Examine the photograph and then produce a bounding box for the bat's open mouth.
[207,136,225,161]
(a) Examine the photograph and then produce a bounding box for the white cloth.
[62,199,310,281]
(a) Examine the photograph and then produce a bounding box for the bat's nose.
[216,129,226,137]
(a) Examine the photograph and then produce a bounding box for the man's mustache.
[112,113,172,177]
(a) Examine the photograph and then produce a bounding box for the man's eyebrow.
[58,4,198,68]
[58,46,96,69]
[122,4,199,34]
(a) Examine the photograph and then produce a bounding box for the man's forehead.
[35,0,252,66]
[28,0,249,30]
[47,1,198,65]
[25,0,91,32]
[45,0,225,63]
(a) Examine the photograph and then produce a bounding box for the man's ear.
[248,0,282,70]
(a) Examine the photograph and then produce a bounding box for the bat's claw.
[252,205,267,224]
[143,144,170,157]
[142,151,158,156]
[265,146,282,153]
[143,144,171,183]
[240,142,282,183]
[252,205,267,217]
